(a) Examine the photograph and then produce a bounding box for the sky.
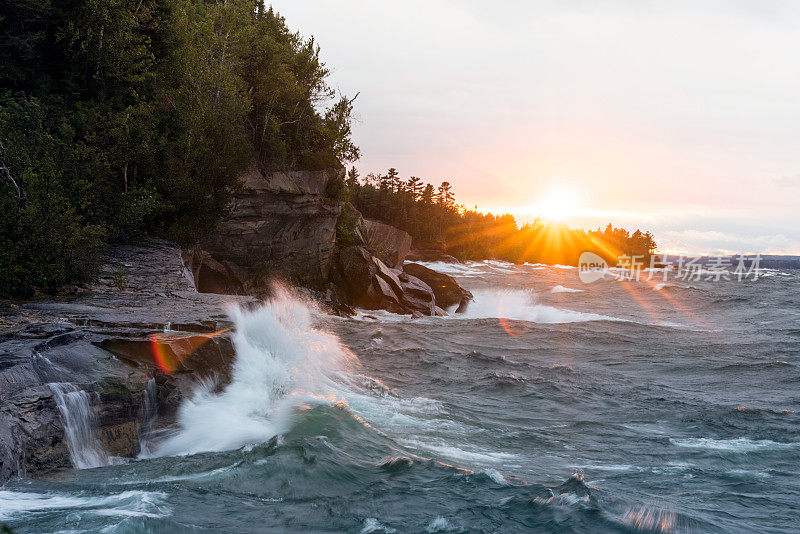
[272,0,800,255]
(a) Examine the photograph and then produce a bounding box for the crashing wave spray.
[460,289,621,324]
[153,287,357,457]
[49,383,109,469]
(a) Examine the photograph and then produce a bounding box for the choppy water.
[2,262,798,533]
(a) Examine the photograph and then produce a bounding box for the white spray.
[153,287,357,457]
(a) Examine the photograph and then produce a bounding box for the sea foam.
[456,289,622,324]
[152,287,357,457]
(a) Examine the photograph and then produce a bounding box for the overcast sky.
[272,1,800,254]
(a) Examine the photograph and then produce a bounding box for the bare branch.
[0,140,25,203]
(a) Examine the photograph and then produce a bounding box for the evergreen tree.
[407,176,422,201]
[437,182,454,208]
[346,166,359,189]
[0,0,359,296]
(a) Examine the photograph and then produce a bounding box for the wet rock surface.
[0,241,253,483]
[403,263,474,310]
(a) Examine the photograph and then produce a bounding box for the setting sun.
[533,188,580,222]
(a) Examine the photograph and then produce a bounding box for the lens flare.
[149,328,231,373]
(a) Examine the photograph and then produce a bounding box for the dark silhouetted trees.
[347,167,657,265]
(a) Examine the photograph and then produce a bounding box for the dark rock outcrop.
[197,165,344,292]
[334,246,377,304]
[0,241,251,483]
[403,262,473,311]
[363,219,412,268]
[405,244,460,264]
[188,250,243,295]
[396,271,436,315]
[334,246,440,316]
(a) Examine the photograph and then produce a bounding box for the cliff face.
[196,166,344,293]
[188,166,472,317]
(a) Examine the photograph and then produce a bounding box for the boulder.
[403,262,473,310]
[372,256,403,296]
[363,219,412,268]
[371,276,401,307]
[335,246,377,304]
[333,247,441,316]
[397,274,436,316]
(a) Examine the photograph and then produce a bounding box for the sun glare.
[534,188,580,222]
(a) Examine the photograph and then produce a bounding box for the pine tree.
[346,166,359,189]
[437,181,454,208]
[407,176,422,201]
[387,167,401,193]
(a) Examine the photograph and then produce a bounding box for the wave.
[0,489,169,521]
[352,288,624,325]
[414,261,486,277]
[147,288,508,470]
[670,437,800,452]
[550,285,584,293]
[457,289,624,324]
[398,438,522,464]
[151,286,358,457]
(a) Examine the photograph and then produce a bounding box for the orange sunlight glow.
[531,187,581,222]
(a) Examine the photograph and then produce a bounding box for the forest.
[346,167,657,265]
[0,0,357,296]
[0,0,655,298]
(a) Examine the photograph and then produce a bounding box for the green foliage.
[0,161,106,297]
[334,202,360,252]
[112,263,128,290]
[0,0,358,297]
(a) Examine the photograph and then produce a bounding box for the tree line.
[345,167,657,265]
[0,0,358,297]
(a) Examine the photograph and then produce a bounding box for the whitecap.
[398,438,520,464]
[362,517,397,533]
[550,285,583,293]
[670,437,799,452]
[453,289,625,324]
[0,490,169,521]
[426,516,459,533]
[482,468,509,485]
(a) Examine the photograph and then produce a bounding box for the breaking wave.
[457,289,623,323]
[152,288,358,457]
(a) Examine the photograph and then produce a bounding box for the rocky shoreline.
[0,242,250,483]
[0,168,473,484]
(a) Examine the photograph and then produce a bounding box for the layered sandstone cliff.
[194,166,344,293]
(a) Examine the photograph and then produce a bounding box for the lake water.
[1,261,798,533]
